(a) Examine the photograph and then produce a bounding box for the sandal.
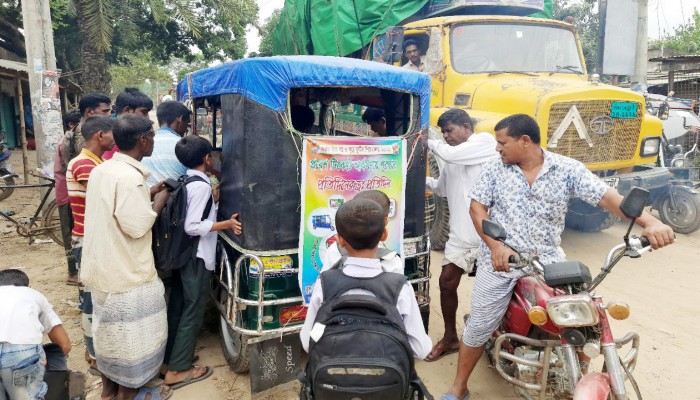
[440,393,470,400]
[66,275,80,286]
[135,385,173,400]
[166,366,213,390]
[425,340,460,362]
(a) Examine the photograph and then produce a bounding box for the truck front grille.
[546,100,642,165]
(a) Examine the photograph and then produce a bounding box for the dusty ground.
[1,150,698,400]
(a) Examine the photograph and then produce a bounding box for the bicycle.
[0,171,63,246]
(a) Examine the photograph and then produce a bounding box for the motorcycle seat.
[543,261,592,286]
[0,152,10,162]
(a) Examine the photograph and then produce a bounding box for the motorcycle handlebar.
[629,235,651,249]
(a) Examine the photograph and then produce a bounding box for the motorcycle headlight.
[640,137,661,157]
[546,294,599,327]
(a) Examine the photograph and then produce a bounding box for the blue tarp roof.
[177,56,432,128]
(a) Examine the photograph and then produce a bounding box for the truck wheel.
[428,154,449,250]
[219,314,250,373]
[565,199,619,232]
[0,176,14,201]
[658,187,700,234]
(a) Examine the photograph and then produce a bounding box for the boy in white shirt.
[424,108,498,361]
[301,198,432,359]
[0,269,71,399]
[321,190,403,274]
[162,136,241,389]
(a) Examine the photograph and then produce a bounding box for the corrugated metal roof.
[0,59,28,73]
[649,55,700,63]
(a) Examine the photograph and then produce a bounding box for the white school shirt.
[426,132,498,255]
[321,242,403,274]
[183,169,217,271]
[0,286,62,345]
[300,257,432,360]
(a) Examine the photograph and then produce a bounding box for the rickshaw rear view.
[177,56,433,390]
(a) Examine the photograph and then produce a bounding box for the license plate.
[610,102,638,119]
[603,177,619,189]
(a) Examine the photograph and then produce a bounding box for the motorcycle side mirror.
[658,103,670,120]
[620,187,650,219]
[482,220,507,241]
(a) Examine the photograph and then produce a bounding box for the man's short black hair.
[78,93,111,117]
[495,114,541,144]
[354,190,391,215]
[437,108,473,129]
[113,114,154,151]
[63,110,81,131]
[115,88,153,114]
[335,198,386,250]
[291,105,315,132]
[0,268,29,286]
[82,116,114,140]
[175,135,213,168]
[157,101,191,126]
[361,108,386,124]
[403,39,419,52]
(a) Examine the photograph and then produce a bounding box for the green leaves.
[650,10,700,54]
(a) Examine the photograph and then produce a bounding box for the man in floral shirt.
[441,114,675,400]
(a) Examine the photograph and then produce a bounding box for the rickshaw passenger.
[162,136,242,389]
[301,199,431,358]
[362,108,387,136]
[291,105,315,133]
[142,101,191,187]
[321,190,403,274]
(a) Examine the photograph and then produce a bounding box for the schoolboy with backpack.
[157,136,242,389]
[300,198,433,400]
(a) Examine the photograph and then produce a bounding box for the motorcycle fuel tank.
[504,276,561,336]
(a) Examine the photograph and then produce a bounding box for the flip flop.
[440,393,470,400]
[135,385,173,400]
[167,366,213,390]
[425,342,459,362]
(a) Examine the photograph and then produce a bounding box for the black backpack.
[152,175,213,276]
[301,260,432,400]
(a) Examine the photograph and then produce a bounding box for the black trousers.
[164,258,210,372]
[57,203,77,276]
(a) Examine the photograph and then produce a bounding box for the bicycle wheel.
[43,199,64,246]
[0,175,15,201]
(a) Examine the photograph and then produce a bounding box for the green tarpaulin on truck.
[272,0,429,56]
[271,0,552,57]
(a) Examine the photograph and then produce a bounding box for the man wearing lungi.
[81,114,171,400]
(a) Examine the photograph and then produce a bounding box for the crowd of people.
[1,84,677,400]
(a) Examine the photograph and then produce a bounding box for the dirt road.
[1,150,697,399]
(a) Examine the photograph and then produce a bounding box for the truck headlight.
[546,294,599,327]
[641,137,661,157]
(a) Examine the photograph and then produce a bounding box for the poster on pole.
[298,136,406,304]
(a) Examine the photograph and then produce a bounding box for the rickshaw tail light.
[607,301,630,320]
[280,305,307,325]
[528,306,548,326]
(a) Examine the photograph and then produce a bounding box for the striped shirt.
[141,127,187,187]
[67,149,102,236]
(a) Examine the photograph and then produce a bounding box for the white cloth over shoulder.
[301,257,432,359]
[0,286,62,345]
[426,132,498,255]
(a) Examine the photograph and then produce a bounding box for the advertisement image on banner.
[299,136,406,304]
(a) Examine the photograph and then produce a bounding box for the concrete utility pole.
[631,0,649,86]
[21,0,63,184]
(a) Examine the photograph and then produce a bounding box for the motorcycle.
[482,187,654,400]
[0,129,19,201]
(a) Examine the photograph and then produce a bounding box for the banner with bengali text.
[299,136,406,303]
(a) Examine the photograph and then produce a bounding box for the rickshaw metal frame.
[215,232,432,337]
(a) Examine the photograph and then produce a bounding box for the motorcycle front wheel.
[658,187,700,234]
[0,176,14,201]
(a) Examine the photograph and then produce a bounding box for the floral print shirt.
[470,150,609,277]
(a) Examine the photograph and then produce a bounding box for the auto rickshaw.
[177,56,433,380]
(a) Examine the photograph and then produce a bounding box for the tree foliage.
[552,0,598,73]
[258,8,281,57]
[649,11,700,54]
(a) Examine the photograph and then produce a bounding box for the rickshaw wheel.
[219,314,250,373]
[658,187,700,234]
[427,153,450,250]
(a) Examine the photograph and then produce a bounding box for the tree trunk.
[77,0,111,94]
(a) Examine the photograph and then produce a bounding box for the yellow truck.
[382,15,686,245]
